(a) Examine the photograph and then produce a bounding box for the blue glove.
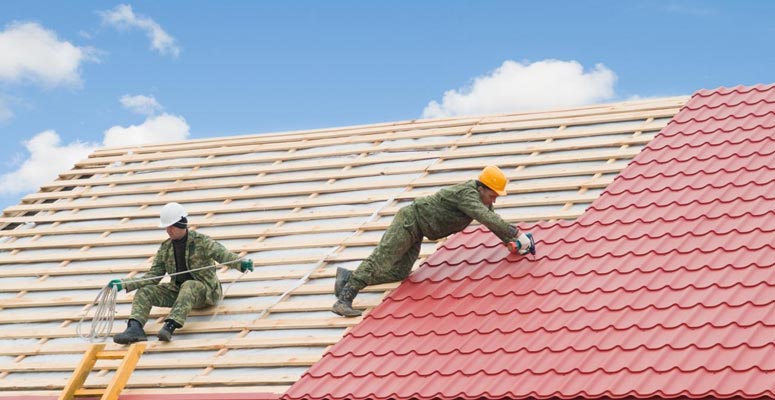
[108,279,123,291]
[239,259,254,272]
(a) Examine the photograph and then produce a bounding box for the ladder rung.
[95,350,128,360]
[74,388,105,396]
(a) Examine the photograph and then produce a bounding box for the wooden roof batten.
[0,96,688,396]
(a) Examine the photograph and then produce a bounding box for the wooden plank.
[0,296,384,324]
[1,373,299,390]
[4,353,320,372]
[24,134,647,202]
[95,350,128,360]
[2,146,628,221]
[45,119,664,189]
[0,165,621,248]
[57,343,103,400]
[0,316,361,339]
[0,282,398,308]
[7,166,619,213]
[0,190,600,237]
[0,208,584,265]
[86,96,682,157]
[74,105,678,166]
[122,386,291,395]
[74,388,104,396]
[470,106,681,133]
[0,334,343,356]
[0,266,339,289]
[90,116,481,157]
[32,146,638,204]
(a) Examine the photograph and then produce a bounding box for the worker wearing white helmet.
[109,202,254,343]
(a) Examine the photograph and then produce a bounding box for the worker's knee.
[179,280,205,292]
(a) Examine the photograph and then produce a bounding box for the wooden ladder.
[59,342,147,400]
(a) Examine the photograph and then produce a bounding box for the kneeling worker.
[333,165,535,317]
[109,202,254,343]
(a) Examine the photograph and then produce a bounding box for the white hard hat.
[159,202,188,228]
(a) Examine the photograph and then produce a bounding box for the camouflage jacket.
[122,230,241,305]
[411,180,515,242]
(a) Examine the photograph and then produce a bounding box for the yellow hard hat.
[478,165,508,196]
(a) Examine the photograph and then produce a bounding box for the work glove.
[108,279,123,291]
[507,232,536,255]
[239,259,254,273]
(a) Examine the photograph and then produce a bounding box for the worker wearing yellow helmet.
[333,165,535,317]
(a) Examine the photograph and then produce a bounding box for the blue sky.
[0,1,773,210]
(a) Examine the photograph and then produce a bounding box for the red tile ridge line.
[603,176,775,196]
[383,278,775,305]
[330,331,775,358]
[542,224,774,246]
[644,134,775,151]
[682,97,775,111]
[695,83,775,97]
[670,109,775,123]
[436,227,775,254]
[426,244,775,268]
[659,119,775,137]
[302,364,775,380]
[316,343,775,374]
[588,194,775,214]
[343,320,775,341]
[577,209,774,228]
[415,258,775,286]
[360,297,775,324]
[623,164,775,181]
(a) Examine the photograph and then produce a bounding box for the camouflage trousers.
[349,205,423,291]
[129,280,209,327]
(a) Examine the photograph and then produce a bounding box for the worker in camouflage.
[110,202,254,344]
[333,166,536,317]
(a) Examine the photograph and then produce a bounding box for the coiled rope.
[77,258,246,341]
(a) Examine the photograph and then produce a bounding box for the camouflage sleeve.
[456,186,516,243]
[122,246,166,292]
[205,238,241,270]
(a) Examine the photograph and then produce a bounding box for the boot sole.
[332,302,362,318]
[113,336,147,345]
[157,331,173,342]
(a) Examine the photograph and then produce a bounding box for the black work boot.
[332,286,362,317]
[157,319,181,342]
[334,267,352,298]
[113,319,147,345]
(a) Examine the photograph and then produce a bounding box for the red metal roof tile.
[283,83,775,400]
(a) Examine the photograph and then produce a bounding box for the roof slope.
[284,84,775,399]
[0,97,686,397]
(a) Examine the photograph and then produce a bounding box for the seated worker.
[109,202,254,343]
[333,165,535,317]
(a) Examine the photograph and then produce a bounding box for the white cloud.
[422,59,617,118]
[0,98,12,122]
[103,113,190,148]
[1,109,191,197]
[0,22,98,87]
[100,4,180,57]
[0,131,96,194]
[120,94,163,115]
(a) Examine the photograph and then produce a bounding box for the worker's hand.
[508,232,536,255]
[239,259,254,273]
[107,279,123,291]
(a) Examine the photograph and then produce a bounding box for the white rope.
[77,258,244,342]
